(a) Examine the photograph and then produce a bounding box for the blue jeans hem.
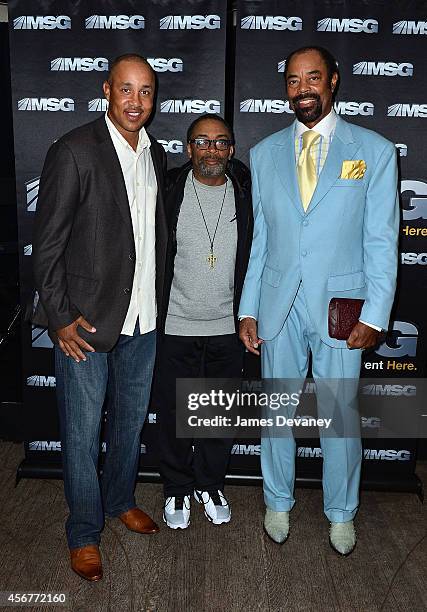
[68,539,100,550]
[105,503,136,519]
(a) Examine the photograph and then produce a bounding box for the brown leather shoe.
[70,545,102,582]
[119,507,160,534]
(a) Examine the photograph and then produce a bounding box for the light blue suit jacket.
[238,117,400,348]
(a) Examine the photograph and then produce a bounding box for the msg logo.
[364,449,411,461]
[376,321,418,358]
[239,99,293,113]
[157,140,183,154]
[241,16,302,30]
[401,252,427,265]
[26,177,40,212]
[160,15,220,29]
[317,18,378,33]
[13,15,71,29]
[400,180,427,220]
[29,441,61,451]
[160,100,220,114]
[395,144,407,157]
[18,98,74,112]
[85,15,144,29]
[231,444,261,455]
[353,61,413,77]
[27,375,56,387]
[147,58,183,73]
[388,103,427,118]
[393,21,427,35]
[334,101,374,116]
[50,57,108,71]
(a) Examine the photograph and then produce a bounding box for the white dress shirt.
[105,113,157,335]
[295,108,337,150]
[241,109,381,332]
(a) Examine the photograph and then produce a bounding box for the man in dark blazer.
[33,54,167,581]
[152,115,253,530]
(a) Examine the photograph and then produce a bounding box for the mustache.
[292,93,321,105]
[202,156,222,162]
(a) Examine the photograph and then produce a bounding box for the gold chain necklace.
[191,172,228,269]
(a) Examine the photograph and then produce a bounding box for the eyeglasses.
[189,138,233,151]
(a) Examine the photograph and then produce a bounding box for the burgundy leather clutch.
[328,298,365,340]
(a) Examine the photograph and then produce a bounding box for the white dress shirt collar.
[294,108,337,140]
[104,112,151,153]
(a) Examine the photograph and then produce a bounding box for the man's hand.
[239,317,263,356]
[347,321,380,350]
[57,315,96,362]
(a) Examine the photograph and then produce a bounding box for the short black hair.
[283,45,340,93]
[187,114,234,144]
[107,53,154,84]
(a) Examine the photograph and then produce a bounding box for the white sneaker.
[163,495,191,529]
[194,490,231,525]
[329,520,356,556]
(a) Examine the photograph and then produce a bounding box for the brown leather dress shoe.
[119,507,160,534]
[70,545,102,582]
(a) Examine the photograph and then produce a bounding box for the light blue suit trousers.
[261,283,362,522]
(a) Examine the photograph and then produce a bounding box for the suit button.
[123,288,130,294]
[301,250,307,257]
[129,253,135,261]
[303,220,308,226]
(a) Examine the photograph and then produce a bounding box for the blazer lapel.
[271,124,304,217]
[94,118,133,237]
[148,135,168,319]
[307,117,361,214]
[148,135,166,206]
[148,134,167,237]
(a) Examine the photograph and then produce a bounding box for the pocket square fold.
[340,160,366,180]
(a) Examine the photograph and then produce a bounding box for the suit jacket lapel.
[94,118,133,237]
[307,117,361,214]
[148,134,167,240]
[271,125,304,217]
[149,134,162,186]
[148,135,168,319]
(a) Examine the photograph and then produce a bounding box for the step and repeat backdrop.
[8,0,426,489]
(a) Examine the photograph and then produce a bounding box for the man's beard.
[291,93,323,124]
[197,156,228,177]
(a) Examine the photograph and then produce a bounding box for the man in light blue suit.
[239,46,399,555]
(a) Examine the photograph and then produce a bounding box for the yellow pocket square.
[340,160,367,179]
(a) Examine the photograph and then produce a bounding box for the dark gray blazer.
[32,116,168,352]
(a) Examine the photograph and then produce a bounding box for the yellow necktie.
[297,130,320,211]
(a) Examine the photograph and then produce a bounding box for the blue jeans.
[55,323,156,549]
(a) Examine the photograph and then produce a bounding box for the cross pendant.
[207,252,217,269]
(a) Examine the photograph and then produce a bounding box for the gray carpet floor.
[0,441,425,612]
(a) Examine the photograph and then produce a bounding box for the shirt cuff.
[238,315,257,321]
[359,319,382,332]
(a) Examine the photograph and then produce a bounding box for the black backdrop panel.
[232,0,426,485]
[9,0,228,469]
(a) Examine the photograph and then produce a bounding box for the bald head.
[107,54,155,85]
